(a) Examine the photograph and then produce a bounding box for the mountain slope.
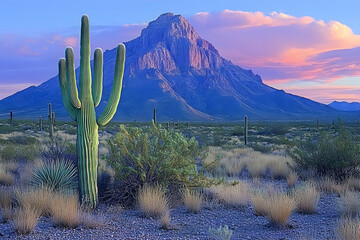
[329,101,360,111]
[0,13,353,121]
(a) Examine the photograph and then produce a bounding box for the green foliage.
[104,122,211,205]
[41,137,75,162]
[289,128,360,179]
[7,135,38,145]
[208,225,233,240]
[31,160,77,192]
[0,144,39,162]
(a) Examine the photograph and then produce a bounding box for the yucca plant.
[31,160,77,192]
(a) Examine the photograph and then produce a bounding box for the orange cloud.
[189,10,360,83]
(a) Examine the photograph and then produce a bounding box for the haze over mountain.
[0,13,354,121]
[329,101,360,112]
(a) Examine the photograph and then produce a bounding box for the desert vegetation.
[0,118,359,239]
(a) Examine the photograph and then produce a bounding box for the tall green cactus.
[58,15,125,208]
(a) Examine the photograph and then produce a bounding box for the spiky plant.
[58,15,125,207]
[31,160,77,192]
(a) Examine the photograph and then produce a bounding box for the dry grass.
[160,210,171,230]
[337,218,360,240]
[49,192,80,228]
[339,192,360,217]
[0,188,12,209]
[246,160,267,178]
[208,182,250,208]
[317,178,346,196]
[1,207,13,222]
[183,189,202,213]
[254,191,296,226]
[138,185,169,218]
[14,207,41,235]
[15,187,53,216]
[0,168,13,186]
[293,183,320,214]
[269,159,291,179]
[287,171,299,187]
[346,178,360,192]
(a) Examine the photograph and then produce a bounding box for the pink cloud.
[189,10,360,83]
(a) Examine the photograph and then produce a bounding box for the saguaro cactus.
[244,115,248,145]
[153,108,156,124]
[39,117,43,131]
[9,111,13,126]
[58,15,125,208]
[48,103,54,137]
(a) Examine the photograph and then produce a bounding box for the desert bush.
[14,207,41,235]
[105,123,210,205]
[183,189,202,213]
[208,225,233,240]
[337,218,360,240]
[31,160,77,192]
[41,137,76,163]
[7,135,37,145]
[292,183,320,214]
[289,129,360,179]
[0,144,39,162]
[339,192,360,217]
[138,185,169,218]
[49,192,80,228]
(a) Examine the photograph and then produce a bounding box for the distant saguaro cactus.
[48,103,55,137]
[9,110,13,126]
[58,15,125,208]
[39,116,43,131]
[153,108,156,124]
[244,115,248,145]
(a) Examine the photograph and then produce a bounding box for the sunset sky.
[1,0,360,103]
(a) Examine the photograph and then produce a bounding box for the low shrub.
[105,123,211,206]
[292,183,320,214]
[289,129,360,180]
[339,192,360,217]
[208,225,233,240]
[0,144,39,162]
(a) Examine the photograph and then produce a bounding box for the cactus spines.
[39,117,43,131]
[9,110,13,126]
[58,15,125,208]
[153,108,156,124]
[244,115,248,146]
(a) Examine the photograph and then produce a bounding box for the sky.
[1,0,360,104]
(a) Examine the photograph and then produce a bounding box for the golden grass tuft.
[183,189,202,213]
[0,188,12,209]
[339,191,360,217]
[266,193,296,226]
[251,191,270,216]
[14,207,41,235]
[138,185,169,218]
[287,171,298,187]
[49,192,80,228]
[337,218,360,240]
[346,177,360,192]
[15,187,53,216]
[160,210,171,230]
[293,183,320,214]
[0,168,13,186]
[317,178,346,196]
[208,182,250,208]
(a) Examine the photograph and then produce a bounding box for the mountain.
[329,101,360,111]
[0,13,356,121]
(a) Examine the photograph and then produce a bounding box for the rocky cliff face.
[0,13,346,121]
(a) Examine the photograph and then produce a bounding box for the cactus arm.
[92,48,103,107]
[58,58,78,120]
[97,44,125,126]
[79,15,92,99]
[65,47,81,109]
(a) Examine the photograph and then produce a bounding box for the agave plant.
[31,160,77,192]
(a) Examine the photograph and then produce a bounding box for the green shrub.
[208,225,233,240]
[41,137,76,162]
[0,144,39,162]
[31,160,77,192]
[104,122,211,205]
[7,135,38,145]
[289,129,360,180]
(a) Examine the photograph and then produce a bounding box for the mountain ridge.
[0,13,356,121]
